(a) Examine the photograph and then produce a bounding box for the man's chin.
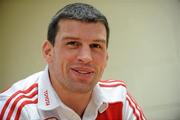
[68,81,97,93]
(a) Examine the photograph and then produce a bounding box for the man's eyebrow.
[93,39,106,44]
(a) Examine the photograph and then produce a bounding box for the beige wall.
[0,4,2,88]
[0,0,180,119]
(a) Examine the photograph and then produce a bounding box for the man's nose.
[77,45,93,64]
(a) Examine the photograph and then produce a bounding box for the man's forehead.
[57,19,106,30]
[57,19,107,40]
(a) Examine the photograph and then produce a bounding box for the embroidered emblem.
[43,90,50,106]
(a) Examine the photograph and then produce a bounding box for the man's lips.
[70,67,95,82]
[71,67,95,75]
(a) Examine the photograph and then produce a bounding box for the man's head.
[47,3,109,47]
[43,3,109,93]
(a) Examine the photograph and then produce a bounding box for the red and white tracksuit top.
[0,67,146,120]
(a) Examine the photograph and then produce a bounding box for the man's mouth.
[70,66,95,82]
[71,68,94,75]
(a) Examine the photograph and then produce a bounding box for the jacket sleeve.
[123,92,146,120]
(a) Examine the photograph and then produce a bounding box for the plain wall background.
[0,0,180,119]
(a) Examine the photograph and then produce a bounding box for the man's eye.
[90,44,102,49]
[66,41,80,47]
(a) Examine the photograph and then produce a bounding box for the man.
[0,3,146,120]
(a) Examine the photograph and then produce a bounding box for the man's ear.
[42,40,54,64]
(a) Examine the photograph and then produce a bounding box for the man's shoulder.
[0,71,42,119]
[98,79,127,102]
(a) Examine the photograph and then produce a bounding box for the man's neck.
[51,79,92,117]
[58,89,92,117]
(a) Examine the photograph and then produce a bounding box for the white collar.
[38,66,61,110]
[37,66,108,113]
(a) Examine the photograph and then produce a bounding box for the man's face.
[44,19,108,93]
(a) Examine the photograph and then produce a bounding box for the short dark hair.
[47,3,110,47]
